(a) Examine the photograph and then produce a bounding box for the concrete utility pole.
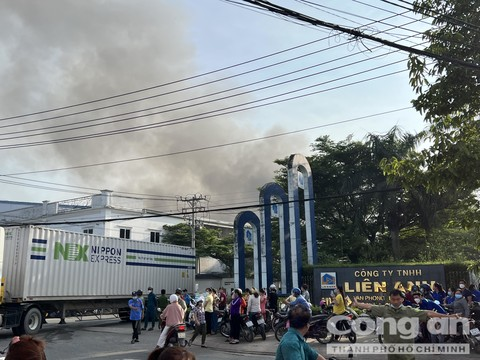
[178,194,208,249]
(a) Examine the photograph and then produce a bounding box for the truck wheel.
[21,307,43,335]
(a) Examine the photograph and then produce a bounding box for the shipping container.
[0,226,195,334]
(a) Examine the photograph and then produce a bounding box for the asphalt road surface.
[0,316,478,360]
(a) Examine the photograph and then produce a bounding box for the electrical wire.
[0,47,410,141]
[1,4,427,129]
[0,13,422,136]
[1,106,412,177]
[0,62,411,150]
[386,0,480,32]
[1,186,403,226]
[0,35,332,122]
[232,0,480,70]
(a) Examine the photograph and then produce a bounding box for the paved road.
[0,316,478,359]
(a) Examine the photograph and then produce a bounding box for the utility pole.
[178,194,208,249]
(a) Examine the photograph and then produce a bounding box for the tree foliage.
[379,1,480,266]
[275,127,480,263]
[162,223,234,274]
[388,0,480,193]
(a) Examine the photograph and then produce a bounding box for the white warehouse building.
[0,190,232,244]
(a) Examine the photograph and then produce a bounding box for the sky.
[0,0,431,223]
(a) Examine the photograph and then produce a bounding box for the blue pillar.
[233,211,260,290]
[287,154,317,288]
[259,182,291,292]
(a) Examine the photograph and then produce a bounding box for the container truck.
[0,226,195,335]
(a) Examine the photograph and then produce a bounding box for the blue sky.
[0,0,430,222]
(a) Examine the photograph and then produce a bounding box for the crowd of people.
[6,279,479,360]
[125,283,315,348]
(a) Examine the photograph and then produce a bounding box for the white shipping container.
[1,226,195,302]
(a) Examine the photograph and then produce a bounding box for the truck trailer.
[0,225,195,334]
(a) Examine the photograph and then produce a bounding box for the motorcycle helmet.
[136,290,143,296]
[292,287,301,296]
[269,284,277,290]
[175,288,182,295]
[169,294,178,303]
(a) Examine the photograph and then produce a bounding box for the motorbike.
[264,309,274,332]
[274,313,289,341]
[240,314,255,342]
[464,302,480,353]
[320,308,357,344]
[250,312,266,340]
[218,310,254,342]
[274,312,333,343]
[218,309,231,338]
[160,321,187,347]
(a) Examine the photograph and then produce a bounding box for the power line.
[383,0,480,32]
[234,0,480,70]
[0,46,408,141]
[0,42,394,137]
[1,186,402,227]
[0,36,331,122]
[0,176,178,201]
[1,15,421,137]
[1,106,412,177]
[0,57,412,150]
[1,6,426,128]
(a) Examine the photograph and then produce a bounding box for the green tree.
[390,0,480,193]
[275,128,419,262]
[381,0,480,264]
[162,223,234,275]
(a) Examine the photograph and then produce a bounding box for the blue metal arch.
[259,182,292,291]
[233,211,260,290]
[287,153,317,288]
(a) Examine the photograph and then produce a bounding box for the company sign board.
[313,265,445,305]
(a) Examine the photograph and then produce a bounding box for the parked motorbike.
[264,309,274,333]
[464,303,480,353]
[240,314,254,342]
[250,312,266,340]
[160,322,187,347]
[218,309,231,338]
[274,312,289,341]
[274,312,333,343]
[320,308,357,344]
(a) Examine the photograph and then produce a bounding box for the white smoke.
[0,0,310,222]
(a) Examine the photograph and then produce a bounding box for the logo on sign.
[321,272,337,289]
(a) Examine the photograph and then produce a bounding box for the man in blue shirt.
[275,304,328,360]
[129,290,144,344]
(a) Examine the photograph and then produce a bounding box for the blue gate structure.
[259,182,292,291]
[233,154,316,292]
[233,211,261,290]
[287,153,317,288]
